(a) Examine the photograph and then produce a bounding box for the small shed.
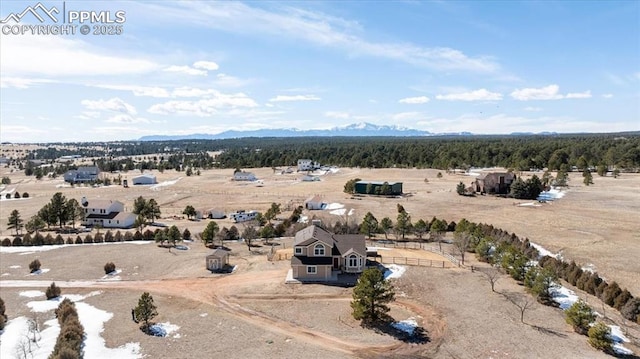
[206,249,230,271]
[305,195,325,210]
[132,173,157,185]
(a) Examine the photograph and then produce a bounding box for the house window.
[314,244,325,256]
[307,266,317,274]
[348,255,358,267]
[294,247,302,255]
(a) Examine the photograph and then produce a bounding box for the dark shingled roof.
[291,256,333,266]
[334,234,367,257]
[294,225,334,247]
[86,212,119,220]
[207,248,230,259]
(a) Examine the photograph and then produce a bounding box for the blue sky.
[1,0,639,142]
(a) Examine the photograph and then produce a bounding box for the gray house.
[474,172,516,194]
[64,166,100,183]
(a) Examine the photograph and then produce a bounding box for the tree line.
[8,133,640,171]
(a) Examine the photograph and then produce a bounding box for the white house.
[132,173,157,185]
[297,159,320,171]
[81,197,136,229]
[233,171,257,181]
[304,195,325,210]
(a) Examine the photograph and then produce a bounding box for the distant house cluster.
[63,166,99,184]
[473,172,516,195]
[291,225,366,282]
[81,197,136,229]
[297,159,320,172]
[354,181,403,195]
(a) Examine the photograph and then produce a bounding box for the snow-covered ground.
[330,208,354,216]
[1,241,154,254]
[101,269,123,281]
[537,187,566,201]
[391,317,418,335]
[529,242,559,259]
[29,268,50,276]
[383,264,406,279]
[517,202,542,207]
[0,290,142,359]
[324,202,344,210]
[366,247,392,251]
[551,286,634,355]
[150,177,182,190]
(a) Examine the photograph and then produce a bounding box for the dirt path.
[1,269,443,358]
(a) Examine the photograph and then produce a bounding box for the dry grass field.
[1,163,639,358]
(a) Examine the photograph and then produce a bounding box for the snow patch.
[384,264,406,279]
[150,177,182,191]
[518,202,542,207]
[529,242,558,259]
[391,317,418,335]
[101,269,122,281]
[551,286,579,310]
[199,313,208,317]
[366,247,392,251]
[1,241,154,253]
[324,202,344,210]
[330,208,346,216]
[10,265,21,269]
[609,325,633,355]
[149,322,181,338]
[29,268,50,276]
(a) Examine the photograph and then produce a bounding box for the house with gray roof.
[291,225,366,282]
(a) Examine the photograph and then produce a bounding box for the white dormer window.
[294,247,302,255]
[314,244,325,256]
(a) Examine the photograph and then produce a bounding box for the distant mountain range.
[138,122,479,141]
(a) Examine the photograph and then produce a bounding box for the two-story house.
[82,197,136,229]
[291,225,366,281]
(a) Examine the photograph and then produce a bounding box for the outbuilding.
[132,173,157,185]
[354,181,403,195]
[206,249,230,272]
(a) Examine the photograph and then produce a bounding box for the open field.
[3,240,636,358]
[2,165,639,295]
[1,165,639,357]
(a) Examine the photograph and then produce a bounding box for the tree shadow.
[363,316,430,344]
[530,324,567,338]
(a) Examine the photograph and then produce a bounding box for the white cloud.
[148,92,259,116]
[602,94,614,98]
[92,84,170,98]
[511,85,592,101]
[324,111,350,119]
[436,89,502,101]
[214,73,252,88]
[81,98,137,115]
[105,114,150,124]
[193,61,220,71]
[524,106,543,112]
[0,77,56,89]
[398,96,430,104]
[145,2,499,72]
[1,34,159,77]
[163,65,208,76]
[269,94,321,102]
[74,111,101,120]
[171,87,216,98]
[565,91,592,99]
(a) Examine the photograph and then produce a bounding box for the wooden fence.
[372,256,454,268]
[367,240,462,267]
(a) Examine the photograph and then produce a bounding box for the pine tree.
[134,292,158,332]
[351,268,395,324]
[7,209,23,236]
[588,322,612,352]
[565,300,595,335]
[360,212,378,239]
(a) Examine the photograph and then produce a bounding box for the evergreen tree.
[7,209,23,236]
[379,217,393,240]
[583,169,593,186]
[565,300,595,335]
[201,221,219,247]
[134,292,158,332]
[360,212,378,239]
[588,322,612,352]
[395,210,411,240]
[413,219,428,240]
[351,267,395,324]
[182,205,196,220]
[456,181,466,195]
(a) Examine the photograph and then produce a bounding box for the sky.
[0,0,639,142]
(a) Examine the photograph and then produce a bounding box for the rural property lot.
[1,165,639,357]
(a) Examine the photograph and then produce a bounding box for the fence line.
[366,240,462,267]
